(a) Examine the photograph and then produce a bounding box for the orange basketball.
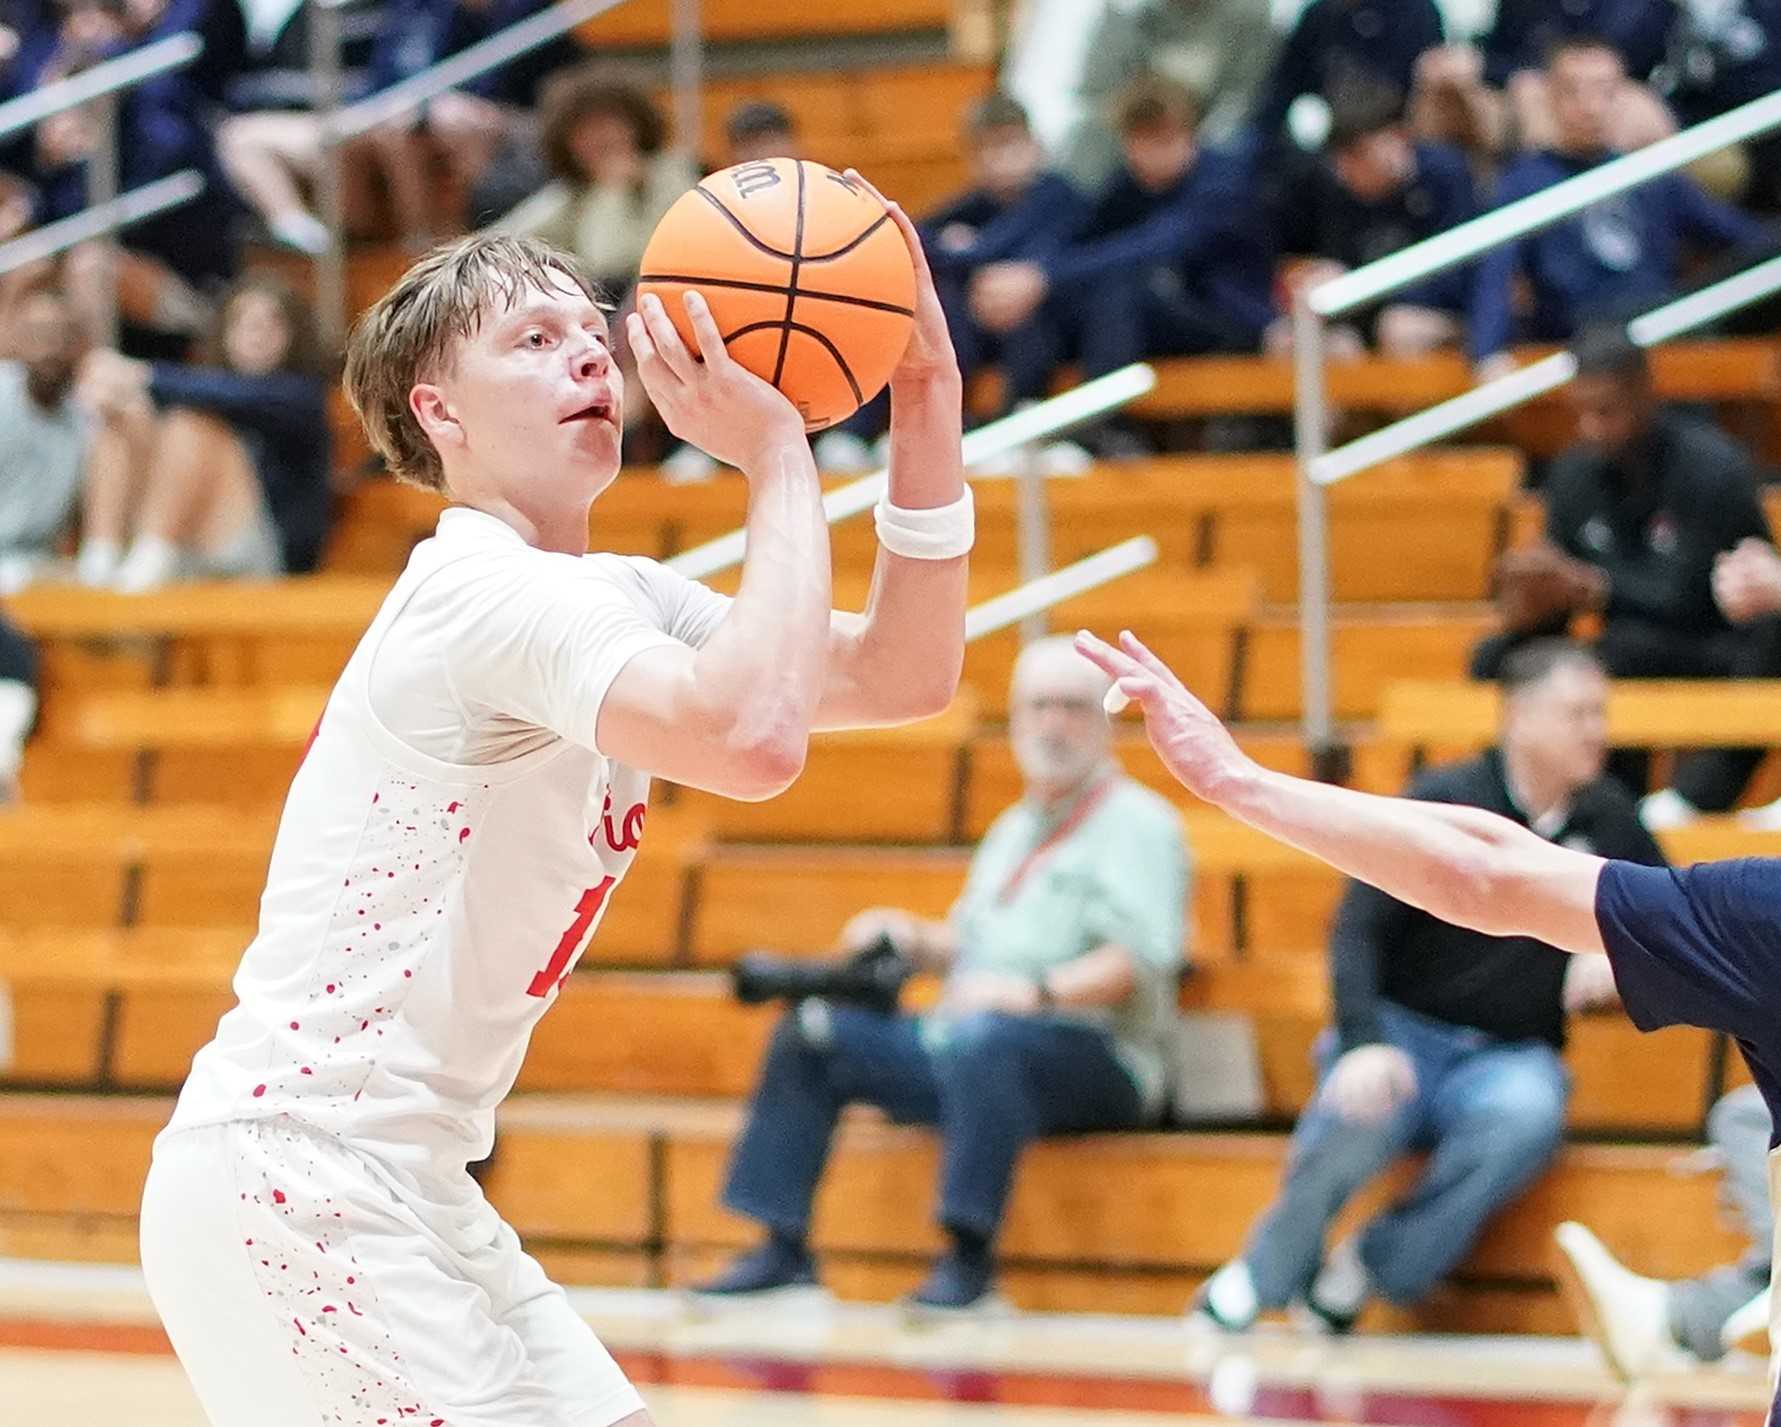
[636,159,916,432]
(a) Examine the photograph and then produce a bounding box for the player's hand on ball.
[843,168,959,386]
[1322,1044,1418,1125]
[1074,629,1257,807]
[626,290,805,473]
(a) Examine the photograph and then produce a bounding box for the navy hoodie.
[1251,0,1445,142]
[1469,149,1764,361]
[920,171,1089,272]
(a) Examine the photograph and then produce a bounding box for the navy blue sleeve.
[148,365,327,445]
[1596,859,1781,1044]
[1666,173,1768,252]
[954,175,1089,267]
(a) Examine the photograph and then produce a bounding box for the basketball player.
[1080,628,1781,1410]
[137,199,966,1426]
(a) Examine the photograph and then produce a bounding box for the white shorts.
[139,1117,645,1427]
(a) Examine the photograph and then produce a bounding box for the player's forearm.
[1220,768,1597,946]
[833,373,968,723]
[690,441,831,786]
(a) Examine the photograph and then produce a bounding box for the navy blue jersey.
[1597,857,1781,1422]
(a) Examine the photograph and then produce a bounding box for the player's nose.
[570,333,611,381]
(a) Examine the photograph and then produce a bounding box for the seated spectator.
[26,8,240,353]
[696,637,1189,1313]
[1652,0,1781,209]
[812,93,1087,471]
[1413,1,1673,159]
[221,0,573,252]
[1268,83,1475,359]
[1249,0,1445,157]
[721,99,799,167]
[1555,1083,1772,1377]
[496,67,695,297]
[974,76,1274,455]
[1468,35,1763,376]
[1058,0,1280,192]
[0,285,90,593]
[1194,640,1665,1334]
[1472,328,1781,827]
[75,274,331,590]
[0,606,36,806]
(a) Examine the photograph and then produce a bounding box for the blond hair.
[343,234,605,491]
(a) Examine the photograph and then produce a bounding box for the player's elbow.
[1445,849,1534,938]
[721,728,808,801]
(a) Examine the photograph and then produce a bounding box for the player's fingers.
[849,168,933,280]
[681,289,732,370]
[638,293,697,384]
[1073,629,1144,683]
[1118,630,1186,692]
[626,312,677,391]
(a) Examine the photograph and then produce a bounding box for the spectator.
[811,93,1087,472]
[1554,1083,1772,1377]
[1413,1,1673,159]
[695,636,1189,1314]
[1268,82,1475,359]
[29,22,239,352]
[0,285,90,593]
[221,0,573,252]
[1468,35,1763,375]
[1249,0,1445,155]
[76,273,331,590]
[1652,0,1781,209]
[1473,328,1781,828]
[497,67,695,297]
[974,76,1274,455]
[0,606,36,806]
[722,99,799,168]
[1194,640,1666,1334]
[1059,0,1280,192]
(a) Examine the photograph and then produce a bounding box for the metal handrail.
[1291,91,1781,761]
[666,364,1159,582]
[0,170,204,274]
[323,0,626,142]
[964,537,1158,642]
[0,31,201,139]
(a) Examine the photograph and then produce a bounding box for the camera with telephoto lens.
[730,934,914,1013]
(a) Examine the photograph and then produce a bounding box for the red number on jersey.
[527,877,615,998]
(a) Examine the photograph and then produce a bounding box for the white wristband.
[873,487,974,560]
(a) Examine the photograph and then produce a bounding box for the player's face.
[1010,655,1112,794]
[433,277,622,501]
[1508,662,1610,791]
[1549,49,1622,154]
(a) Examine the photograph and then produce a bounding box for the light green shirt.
[929,771,1191,1118]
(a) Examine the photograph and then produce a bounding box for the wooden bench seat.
[0,1087,1745,1327]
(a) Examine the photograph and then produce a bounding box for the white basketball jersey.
[167,508,729,1187]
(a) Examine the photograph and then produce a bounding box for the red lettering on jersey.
[527,877,616,997]
[595,792,647,852]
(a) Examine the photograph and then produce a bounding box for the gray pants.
[1669,1085,1773,1360]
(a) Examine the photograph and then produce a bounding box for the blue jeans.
[722,1005,1145,1244]
[1243,1001,1570,1307]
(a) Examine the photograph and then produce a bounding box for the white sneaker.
[1638,788,1700,832]
[660,444,720,485]
[1552,1221,1675,1381]
[1193,1258,1259,1332]
[1737,797,1781,832]
[1720,1284,1770,1357]
[811,430,875,473]
[1305,1235,1369,1332]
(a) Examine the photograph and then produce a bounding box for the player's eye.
[522,329,552,349]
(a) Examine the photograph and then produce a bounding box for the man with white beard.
[697,635,1189,1314]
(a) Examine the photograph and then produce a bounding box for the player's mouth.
[561,398,617,427]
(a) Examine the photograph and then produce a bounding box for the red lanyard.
[996,775,1117,905]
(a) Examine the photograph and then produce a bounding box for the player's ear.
[409,382,463,452]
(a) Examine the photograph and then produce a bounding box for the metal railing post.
[86,92,120,348]
[669,0,702,165]
[311,0,348,350]
[1291,289,1335,770]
